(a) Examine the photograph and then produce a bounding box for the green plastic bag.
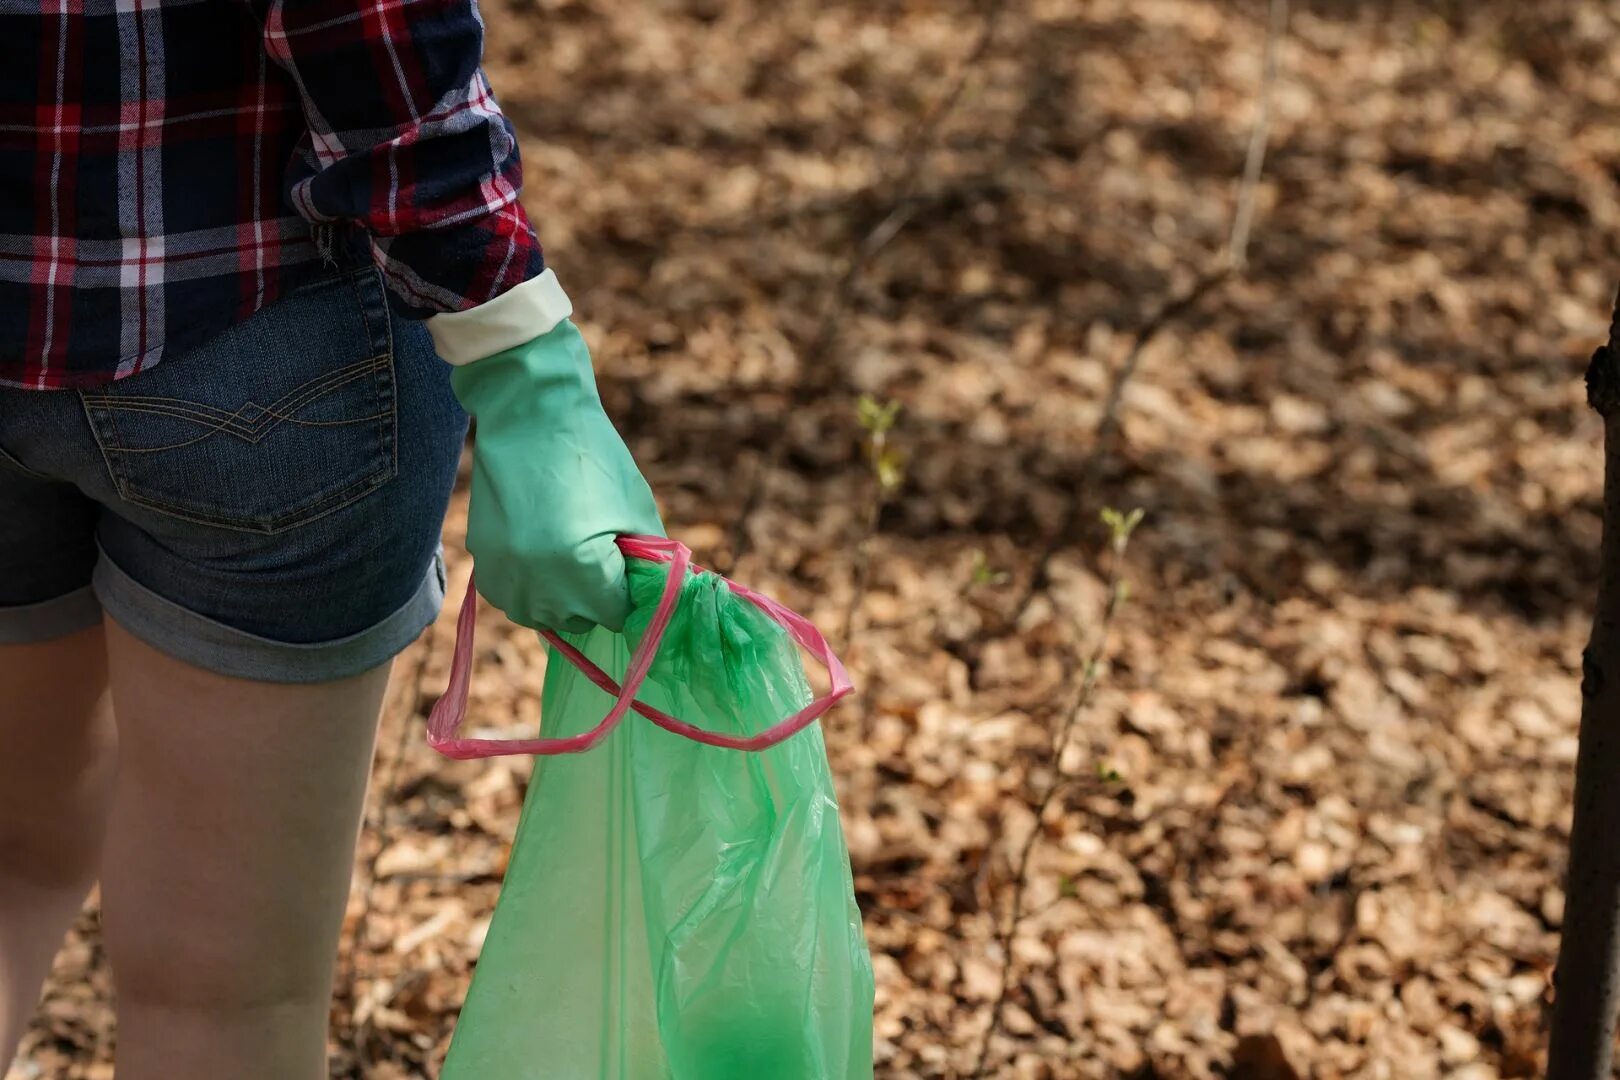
[428,537,875,1079]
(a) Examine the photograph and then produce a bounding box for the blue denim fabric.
[0,259,467,683]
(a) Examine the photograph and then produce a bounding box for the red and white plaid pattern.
[0,0,543,389]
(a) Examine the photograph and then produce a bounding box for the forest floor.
[13,0,1620,1077]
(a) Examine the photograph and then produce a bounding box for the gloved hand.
[448,317,663,634]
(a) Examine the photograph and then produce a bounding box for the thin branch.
[723,5,1003,574]
[973,530,1135,1077]
[975,5,1288,1071]
[1009,0,1287,625]
[1227,0,1286,272]
[1009,270,1226,620]
[814,1,1002,375]
[842,493,883,655]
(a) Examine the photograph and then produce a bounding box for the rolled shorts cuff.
[0,584,104,644]
[91,545,447,685]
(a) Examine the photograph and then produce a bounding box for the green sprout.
[857,394,901,436]
[1099,506,1145,554]
[857,394,906,494]
[970,549,1010,588]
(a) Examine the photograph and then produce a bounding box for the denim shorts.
[0,260,468,683]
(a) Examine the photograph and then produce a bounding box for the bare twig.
[842,496,883,655]
[1227,0,1286,272]
[975,5,1287,1071]
[840,498,883,738]
[723,5,1003,575]
[1009,0,1287,625]
[819,12,1001,354]
[1009,271,1225,620]
[1548,286,1620,1079]
[973,510,1139,1077]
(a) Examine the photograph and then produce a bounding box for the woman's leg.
[98,618,391,1080]
[28,265,465,1078]
[0,626,114,1067]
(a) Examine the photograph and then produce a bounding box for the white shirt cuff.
[426,269,574,366]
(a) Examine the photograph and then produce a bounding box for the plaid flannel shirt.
[0,0,544,390]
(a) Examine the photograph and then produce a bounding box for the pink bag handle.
[426,535,853,759]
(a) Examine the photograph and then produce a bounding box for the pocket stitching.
[346,264,401,493]
[84,354,386,429]
[79,265,402,534]
[83,404,395,446]
[80,356,398,534]
[82,355,390,450]
[366,269,401,486]
[88,391,131,496]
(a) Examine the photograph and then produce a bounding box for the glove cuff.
[427,269,574,366]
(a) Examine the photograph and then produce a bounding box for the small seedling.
[975,505,1145,1077]
[857,393,901,437]
[844,394,908,658]
[857,394,906,494]
[1100,506,1145,554]
[970,549,1011,589]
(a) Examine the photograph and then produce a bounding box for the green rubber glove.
[450,320,663,634]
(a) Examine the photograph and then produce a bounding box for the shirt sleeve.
[242,0,545,316]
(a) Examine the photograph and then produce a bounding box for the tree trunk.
[1549,290,1620,1079]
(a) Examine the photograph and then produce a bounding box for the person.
[0,1,661,1077]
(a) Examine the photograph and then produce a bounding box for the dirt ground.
[12,0,1620,1077]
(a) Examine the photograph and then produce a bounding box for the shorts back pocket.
[80,266,399,534]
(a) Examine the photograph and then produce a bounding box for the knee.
[0,713,115,888]
[106,948,332,1080]
[104,910,336,1014]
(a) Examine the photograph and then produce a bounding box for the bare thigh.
[98,618,391,1080]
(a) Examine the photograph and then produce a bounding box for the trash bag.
[428,536,875,1079]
